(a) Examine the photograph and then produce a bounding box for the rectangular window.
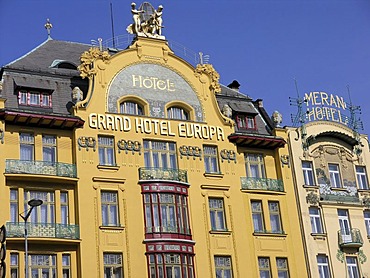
[18,90,52,108]
[148,253,194,278]
[144,140,177,169]
[98,136,116,166]
[258,257,271,278]
[10,253,19,278]
[356,166,368,189]
[61,192,69,225]
[24,191,55,223]
[251,200,265,233]
[104,253,123,278]
[346,257,360,278]
[364,210,370,236]
[302,161,315,185]
[20,133,34,160]
[309,207,324,234]
[329,163,342,188]
[62,254,71,278]
[101,191,119,226]
[29,254,56,278]
[209,198,227,231]
[338,209,351,243]
[42,135,56,163]
[245,153,265,178]
[276,258,289,278]
[10,189,18,222]
[120,101,143,115]
[203,145,219,173]
[214,256,233,278]
[268,201,282,233]
[237,114,255,130]
[317,255,331,278]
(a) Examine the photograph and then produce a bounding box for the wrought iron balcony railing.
[253,229,286,235]
[241,177,284,192]
[6,222,80,240]
[337,228,363,248]
[5,159,77,178]
[139,167,188,183]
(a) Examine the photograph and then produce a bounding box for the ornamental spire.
[44,18,53,39]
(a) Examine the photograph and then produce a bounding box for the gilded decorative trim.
[194,64,221,94]
[280,155,290,168]
[220,149,236,163]
[117,139,141,154]
[78,47,111,79]
[78,136,96,151]
[179,145,202,159]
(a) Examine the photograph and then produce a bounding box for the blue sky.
[1,0,370,134]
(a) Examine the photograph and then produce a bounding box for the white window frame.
[98,136,116,166]
[302,161,315,186]
[245,153,266,178]
[258,257,271,278]
[328,163,342,188]
[104,253,123,278]
[346,257,360,278]
[276,258,289,278]
[167,106,189,120]
[120,101,143,115]
[20,133,34,161]
[309,207,324,234]
[356,166,368,190]
[42,135,57,163]
[209,198,227,231]
[204,145,220,174]
[214,256,233,278]
[364,210,370,237]
[29,254,56,277]
[143,140,177,169]
[251,200,265,233]
[268,201,282,233]
[317,255,331,278]
[101,191,120,227]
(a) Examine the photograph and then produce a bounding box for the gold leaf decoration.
[78,47,111,79]
[195,64,221,94]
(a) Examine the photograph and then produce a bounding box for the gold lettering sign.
[132,75,175,91]
[88,113,224,141]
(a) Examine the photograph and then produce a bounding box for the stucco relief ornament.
[222,104,232,118]
[78,47,111,79]
[306,191,319,205]
[271,111,283,127]
[194,64,221,94]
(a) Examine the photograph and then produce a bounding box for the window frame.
[236,114,256,130]
[148,253,194,278]
[309,207,324,234]
[214,255,233,278]
[346,257,360,278]
[18,89,52,108]
[276,257,290,278]
[20,133,34,161]
[120,100,143,115]
[98,136,116,166]
[42,135,57,163]
[101,191,120,227]
[317,255,331,278]
[258,257,271,278]
[364,210,370,237]
[104,253,123,278]
[302,161,315,186]
[209,197,227,232]
[244,153,266,178]
[355,165,368,190]
[268,201,283,234]
[24,190,55,223]
[167,106,189,120]
[251,200,265,233]
[10,253,19,278]
[143,140,177,169]
[328,163,342,188]
[203,145,220,174]
[62,254,71,278]
[29,254,56,277]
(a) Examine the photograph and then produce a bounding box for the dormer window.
[167,106,189,120]
[18,90,52,108]
[236,114,255,130]
[120,101,143,115]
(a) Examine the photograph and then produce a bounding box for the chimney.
[227,80,240,91]
[256,99,263,107]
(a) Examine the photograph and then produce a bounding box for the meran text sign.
[89,113,225,141]
[305,92,348,125]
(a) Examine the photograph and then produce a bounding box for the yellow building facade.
[0,14,308,278]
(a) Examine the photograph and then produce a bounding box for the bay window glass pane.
[43,135,56,163]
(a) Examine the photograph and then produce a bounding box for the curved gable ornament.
[78,47,111,79]
[194,64,221,94]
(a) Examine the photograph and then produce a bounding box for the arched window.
[120,101,143,115]
[167,106,189,120]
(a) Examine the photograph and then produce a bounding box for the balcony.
[241,177,284,192]
[5,159,77,178]
[6,222,80,240]
[338,228,363,249]
[139,167,188,183]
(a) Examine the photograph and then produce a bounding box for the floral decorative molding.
[78,47,111,79]
[336,249,345,263]
[179,145,202,159]
[362,195,370,208]
[0,128,4,144]
[358,249,367,264]
[220,149,236,163]
[194,64,221,94]
[280,155,290,168]
[306,191,319,205]
[117,139,141,154]
[78,136,96,151]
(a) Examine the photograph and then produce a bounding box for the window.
[61,192,69,225]
[24,191,55,223]
[167,106,189,120]
[245,153,265,178]
[309,207,324,234]
[148,253,194,278]
[364,210,370,236]
[214,256,233,278]
[104,253,123,278]
[29,254,56,277]
[346,257,360,278]
[10,189,18,222]
[209,198,227,231]
[276,258,289,278]
[18,90,52,108]
[251,200,265,232]
[203,145,219,173]
[20,133,34,160]
[258,257,271,278]
[62,254,71,278]
[43,135,56,163]
[120,101,143,115]
[144,192,190,235]
[356,166,368,189]
[101,191,119,226]
[338,209,351,243]
[144,140,177,169]
[98,136,116,166]
[302,161,315,186]
[236,114,255,130]
[328,163,342,188]
[10,253,18,278]
[317,255,331,278]
[268,201,282,233]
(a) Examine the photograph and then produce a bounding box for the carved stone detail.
[179,145,202,159]
[306,191,319,205]
[358,249,367,264]
[220,149,236,163]
[117,139,141,154]
[78,47,111,79]
[78,136,96,151]
[336,249,344,263]
[0,128,4,144]
[194,64,221,94]
[280,155,290,168]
